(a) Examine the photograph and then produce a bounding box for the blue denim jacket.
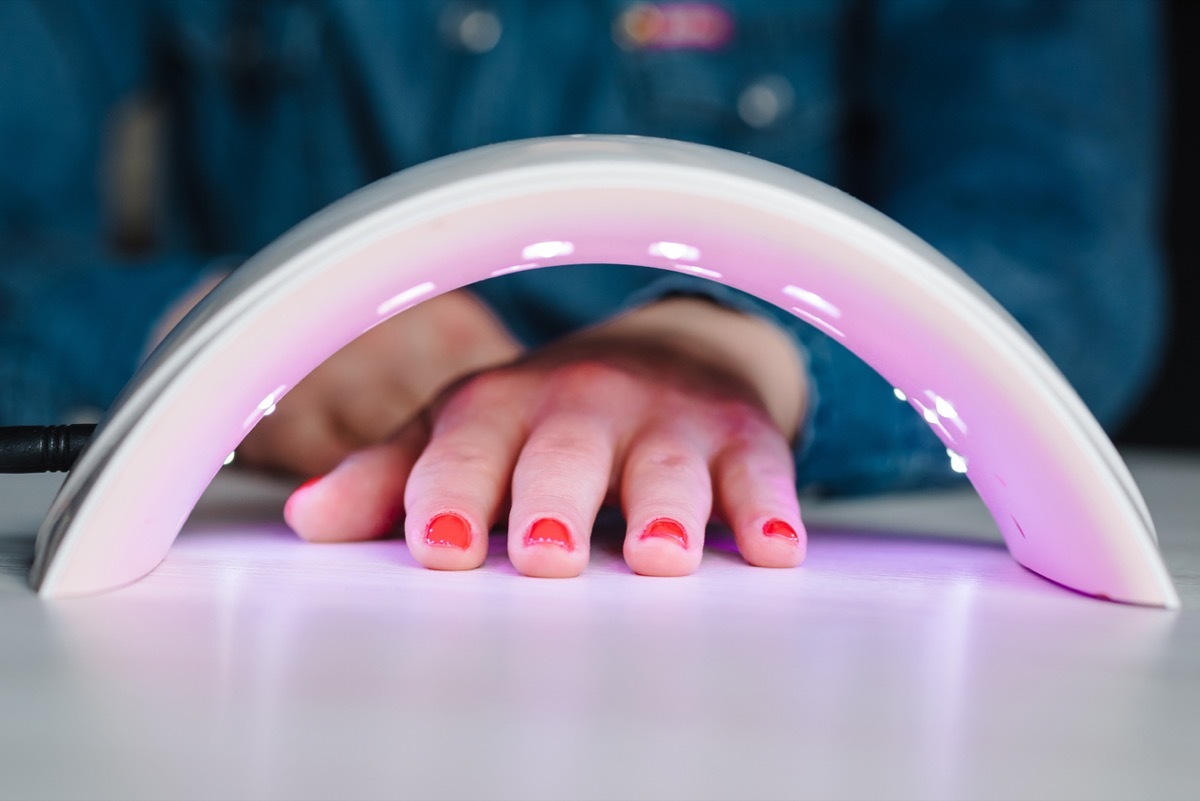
[0,0,1165,495]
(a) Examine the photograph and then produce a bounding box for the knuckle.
[548,359,633,397]
[455,369,507,400]
[435,368,512,415]
[524,425,611,469]
[711,399,776,443]
[638,443,698,472]
[423,440,496,475]
[438,439,494,467]
[627,437,708,482]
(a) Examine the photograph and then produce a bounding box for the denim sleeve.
[616,0,1166,497]
[0,248,209,424]
[866,0,1166,427]
[0,0,209,423]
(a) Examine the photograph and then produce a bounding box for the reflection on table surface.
[1,452,1198,801]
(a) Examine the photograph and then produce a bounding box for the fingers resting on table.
[284,354,807,578]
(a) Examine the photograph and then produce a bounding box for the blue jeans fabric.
[0,0,1166,495]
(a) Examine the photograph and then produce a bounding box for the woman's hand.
[236,288,523,476]
[284,296,810,577]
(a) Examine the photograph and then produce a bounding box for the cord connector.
[0,425,96,473]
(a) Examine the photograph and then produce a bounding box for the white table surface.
[2,451,1198,801]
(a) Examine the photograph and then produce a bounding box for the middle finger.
[507,411,617,578]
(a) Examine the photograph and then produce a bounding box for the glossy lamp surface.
[29,136,1179,607]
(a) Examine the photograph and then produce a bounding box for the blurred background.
[1,0,1194,451]
[1120,0,1199,450]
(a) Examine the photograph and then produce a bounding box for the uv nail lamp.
[30,136,1179,607]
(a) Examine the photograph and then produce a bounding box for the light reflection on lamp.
[490,262,540,277]
[947,448,968,474]
[924,390,968,435]
[791,307,845,339]
[913,397,956,446]
[783,285,841,318]
[672,263,722,279]
[243,384,288,430]
[376,281,436,316]
[522,240,575,260]
[649,241,701,262]
[258,388,285,411]
[934,396,958,419]
[223,452,236,466]
[893,388,908,402]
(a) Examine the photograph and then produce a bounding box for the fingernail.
[426,512,471,550]
[284,476,324,518]
[525,517,573,550]
[640,517,688,548]
[763,518,798,542]
[295,476,323,494]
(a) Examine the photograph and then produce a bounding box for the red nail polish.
[296,476,323,494]
[426,512,471,549]
[525,517,573,550]
[640,517,687,548]
[763,518,798,542]
[284,476,324,521]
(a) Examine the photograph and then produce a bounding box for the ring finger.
[619,426,713,577]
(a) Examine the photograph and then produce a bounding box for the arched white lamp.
[30,136,1179,607]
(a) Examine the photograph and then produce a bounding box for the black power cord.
[0,425,96,473]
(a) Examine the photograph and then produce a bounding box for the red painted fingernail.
[296,476,323,494]
[763,518,798,542]
[426,512,471,550]
[525,517,573,550]
[285,476,324,519]
[640,517,688,548]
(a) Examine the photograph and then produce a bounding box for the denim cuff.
[0,250,211,423]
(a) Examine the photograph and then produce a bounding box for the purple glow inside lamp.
[29,136,1180,607]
